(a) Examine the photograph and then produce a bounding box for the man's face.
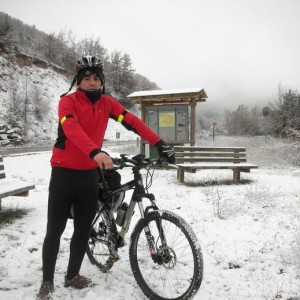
[79,73,102,91]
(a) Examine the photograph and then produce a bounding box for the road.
[0,140,138,157]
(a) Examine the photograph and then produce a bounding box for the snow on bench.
[0,155,35,210]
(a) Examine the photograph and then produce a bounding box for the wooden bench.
[174,146,258,183]
[0,155,35,210]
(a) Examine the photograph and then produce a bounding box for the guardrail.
[0,140,138,156]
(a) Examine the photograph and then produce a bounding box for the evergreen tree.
[262,87,300,136]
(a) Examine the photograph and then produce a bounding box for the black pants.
[42,167,98,282]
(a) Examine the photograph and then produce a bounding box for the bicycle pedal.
[110,256,120,263]
[100,254,120,273]
[109,247,120,261]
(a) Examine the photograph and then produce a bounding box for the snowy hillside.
[0,54,137,145]
[0,54,70,143]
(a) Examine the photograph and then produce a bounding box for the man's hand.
[155,139,175,164]
[93,152,114,169]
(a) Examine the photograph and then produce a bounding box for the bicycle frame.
[92,160,165,262]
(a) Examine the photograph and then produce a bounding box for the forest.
[0,12,158,100]
[205,85,300,139]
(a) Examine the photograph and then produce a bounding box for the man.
[37,55,175,299]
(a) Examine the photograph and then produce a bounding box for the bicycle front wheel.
[129,210,203,300]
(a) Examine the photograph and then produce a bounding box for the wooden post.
[140,105,146,154]
[212,122,217,140]
[233,170,241,180]
[177,169,185,183]
[190,99,196,146]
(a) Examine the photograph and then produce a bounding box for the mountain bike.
[86,154,203,300]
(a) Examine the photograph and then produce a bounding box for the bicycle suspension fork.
[137,195,168,260]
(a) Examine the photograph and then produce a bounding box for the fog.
[1,0,300,107]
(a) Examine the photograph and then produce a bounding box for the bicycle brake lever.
[156,158,179,169]
[156,157,168,167]
[112,157,127,169]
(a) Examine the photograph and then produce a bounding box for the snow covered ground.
[0,136,300,299]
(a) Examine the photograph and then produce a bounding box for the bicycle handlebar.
[111,154,178,170]
[97,154,178,192]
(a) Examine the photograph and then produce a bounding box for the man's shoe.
[64,274,92,289]
[36,281,54,299]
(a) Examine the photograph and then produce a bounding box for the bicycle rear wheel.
[129,210,203,300]
[86,202,119,272]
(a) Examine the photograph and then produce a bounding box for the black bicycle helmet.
[76,55,103,72]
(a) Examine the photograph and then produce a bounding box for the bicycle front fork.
[138,199,168,263]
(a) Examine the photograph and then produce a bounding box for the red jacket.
[50,89,160,170]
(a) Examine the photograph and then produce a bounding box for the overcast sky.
[1,0,300,107]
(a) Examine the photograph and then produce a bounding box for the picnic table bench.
[0,155,35,210]
[174,146,258,183]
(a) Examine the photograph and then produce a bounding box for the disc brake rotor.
[158,246,177,269]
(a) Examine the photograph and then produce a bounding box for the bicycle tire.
[129,210,203,300]
[86,202,118,273]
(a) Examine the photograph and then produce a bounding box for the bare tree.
[224,104,264,136]
[5,77,24,128]
[30,86,50,122]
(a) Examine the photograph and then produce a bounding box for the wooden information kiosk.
[127,88,207,155]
